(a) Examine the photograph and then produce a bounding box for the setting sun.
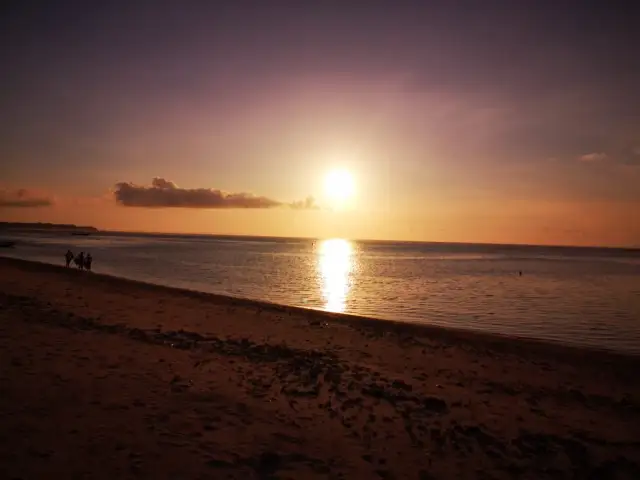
[324,169,355,204]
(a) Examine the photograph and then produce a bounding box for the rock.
[205,457,233,468]
[127,328,148,341]
[422,396,448,412]
[257,452,281,474]
[391,380,412,391]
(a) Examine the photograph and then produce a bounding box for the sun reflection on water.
[317,238,353,313]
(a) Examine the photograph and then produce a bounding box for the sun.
[324,169,355,204]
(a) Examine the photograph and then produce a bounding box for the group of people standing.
[65,250,92,271]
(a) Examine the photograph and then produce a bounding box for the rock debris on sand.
[0,257,639,479]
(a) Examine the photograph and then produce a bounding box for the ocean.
[2,231,639,354]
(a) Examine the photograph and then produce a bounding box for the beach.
[1,257,639,479]
[4,232,639,355]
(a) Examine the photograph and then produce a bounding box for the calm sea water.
[2,231,640,354]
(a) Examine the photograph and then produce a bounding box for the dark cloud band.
[114,178,317,210]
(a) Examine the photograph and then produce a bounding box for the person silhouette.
[65,250,74,268]
[75,252,85,270]
[84,253,92,271]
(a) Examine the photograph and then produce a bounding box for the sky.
[1,1,639,247]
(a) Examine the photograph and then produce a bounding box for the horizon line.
[72,227,640,251]
[2,221,638,251]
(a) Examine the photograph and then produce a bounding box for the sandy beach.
[1,257,639,479]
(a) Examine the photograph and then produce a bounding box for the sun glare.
[318,238,353,313]
[324,169,355,204]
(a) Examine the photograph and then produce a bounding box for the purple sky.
[1,1,639,245]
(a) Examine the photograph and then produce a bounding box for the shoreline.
[1,255,639,478]
[1,255,638,363]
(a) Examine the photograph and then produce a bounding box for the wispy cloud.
[290,196,319,210]
[577,149,640,167]
[579,152,608,163]
[114,177,317,209]
[0,189,53,208]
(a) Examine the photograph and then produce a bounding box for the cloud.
[0,189,53,208]
[576,149,640,167]
[290,196,319,210]
[114,177,316,209]
[579,152,608,163]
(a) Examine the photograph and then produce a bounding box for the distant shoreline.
[2,224,638,252]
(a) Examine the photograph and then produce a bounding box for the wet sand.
[1,256,639,479]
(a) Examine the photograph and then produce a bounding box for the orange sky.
[2,187,639,247]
